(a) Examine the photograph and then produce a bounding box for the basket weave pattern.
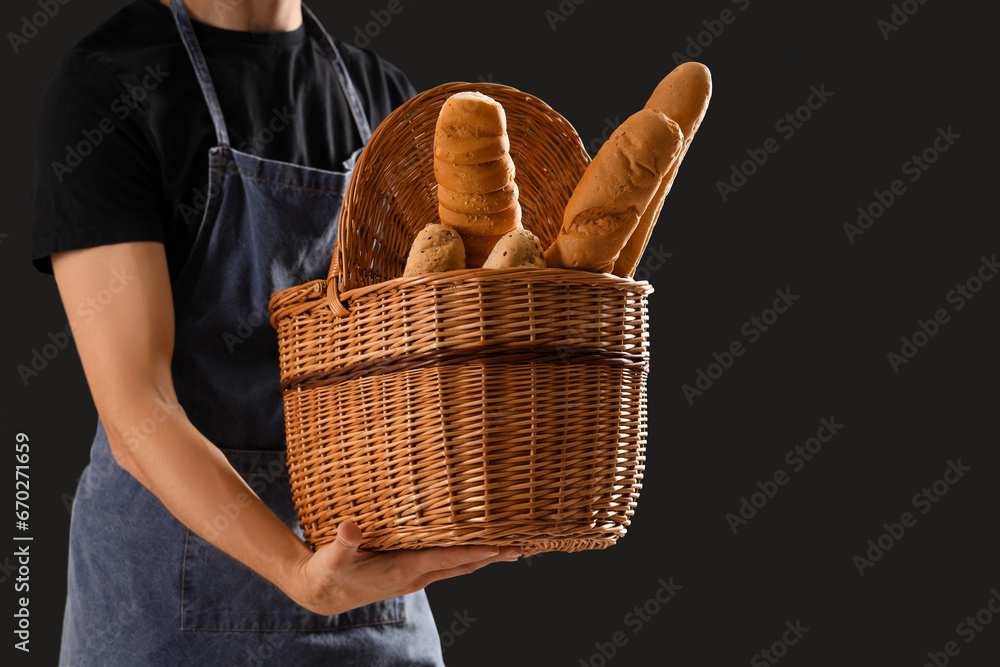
[269,82,652,555]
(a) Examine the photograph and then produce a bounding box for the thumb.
[330,520,364,558]
[306,522,364,584]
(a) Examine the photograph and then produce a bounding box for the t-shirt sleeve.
[364,57,418,133]
[381,58,418,109]
[31,49,165,275]
[339,42,419,131]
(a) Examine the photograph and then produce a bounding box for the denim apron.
[58,1,445,664]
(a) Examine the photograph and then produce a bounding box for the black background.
[1,1,996,665]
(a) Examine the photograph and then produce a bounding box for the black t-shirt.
[31,0,416,281]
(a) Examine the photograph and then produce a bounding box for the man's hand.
[285,521,521,615]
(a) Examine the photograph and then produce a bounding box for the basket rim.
[269,266,655,324]
[337,266,654,303]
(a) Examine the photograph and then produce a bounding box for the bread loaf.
[612,62,712,278]
[434,92,522,268]
[402,223,466,277]
[482,229,546,269]
[543,108,684,272]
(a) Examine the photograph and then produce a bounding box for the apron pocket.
[181,449,405,632]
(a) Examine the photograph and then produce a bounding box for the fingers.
[405,544,503,573]
[407,547,522,592]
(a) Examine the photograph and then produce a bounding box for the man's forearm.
[104,393,311,594]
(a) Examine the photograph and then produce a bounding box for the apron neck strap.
[301,3,373,144]
[168,0,374,148]
[168,0,230,146]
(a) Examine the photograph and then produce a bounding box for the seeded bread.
[402,223,466,277]
[482,229,546,269]
[433,92,522,268]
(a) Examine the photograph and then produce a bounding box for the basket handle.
[326,240,351,317]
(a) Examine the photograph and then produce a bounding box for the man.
[33,1,520,663]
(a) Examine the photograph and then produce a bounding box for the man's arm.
[52,240,519,615]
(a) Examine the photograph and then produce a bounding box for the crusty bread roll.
[612,62,712,278]
[434,92,522,268]
[482,229,546,269]
[402,223,465,277]
[543,108,684,272]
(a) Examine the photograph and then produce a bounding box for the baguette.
[611,62,712,278]
[543,108,684,272]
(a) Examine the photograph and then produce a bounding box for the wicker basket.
[268,82,652,556]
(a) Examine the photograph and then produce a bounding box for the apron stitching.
[180,528,192,629]
[222,146,364,178]
[209,164,347,195]
[179,529,405,631]
[180,615,407,632]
